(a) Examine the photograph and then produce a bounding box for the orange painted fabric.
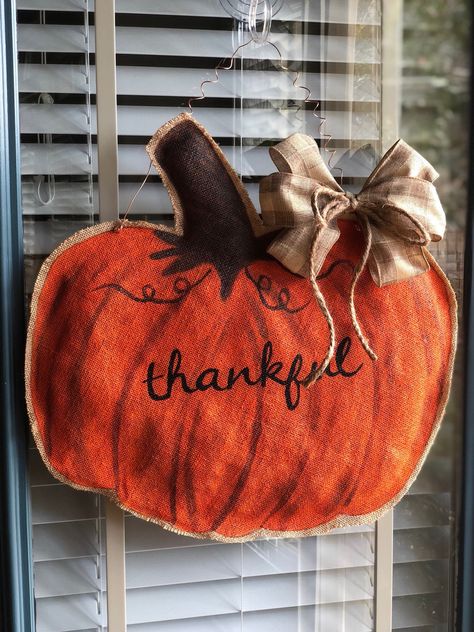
[25,113,457,541]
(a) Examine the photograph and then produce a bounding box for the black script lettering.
[325,336,363,378]
[145,349,197,400]
[144,337,362,411]
[285,353,303,411]
[259,341,285,386]
[226,366,261,389]
[196,368,226,392]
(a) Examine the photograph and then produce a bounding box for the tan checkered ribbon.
[259,134,446,387]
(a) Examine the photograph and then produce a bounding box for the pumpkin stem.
[149,116,270,299]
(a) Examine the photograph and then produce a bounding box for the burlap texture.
[25,112,457,542]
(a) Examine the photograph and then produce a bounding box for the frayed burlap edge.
[24,224,458,543]
[24,112,458,543]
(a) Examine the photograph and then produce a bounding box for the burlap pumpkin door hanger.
[26,76,457,542]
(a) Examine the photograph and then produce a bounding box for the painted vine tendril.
[244,267,311,314]
[94,269,211,304]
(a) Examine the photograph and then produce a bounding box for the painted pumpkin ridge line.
[211,401,263,532]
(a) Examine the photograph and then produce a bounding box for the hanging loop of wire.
[118,2,343,230]
[115,160,153,230]
[187,6,343,184]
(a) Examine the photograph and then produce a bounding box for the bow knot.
[344,190,359,209]
[259,135,446,387]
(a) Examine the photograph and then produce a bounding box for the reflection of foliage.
[402,0,470,225]
[399,7,467,625]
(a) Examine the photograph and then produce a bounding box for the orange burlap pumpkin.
[25,113,457,541]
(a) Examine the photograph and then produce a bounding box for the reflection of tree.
[396,1,469,625]
[402,0,468,446]
[402,0,470,225]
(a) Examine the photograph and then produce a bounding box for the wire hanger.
[121,0,342,222]
[188,0,343,182]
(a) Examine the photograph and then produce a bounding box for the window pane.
[18,1,467,631]
[392,0,469,629]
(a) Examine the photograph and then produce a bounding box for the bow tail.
[349,213,377,361]
[367,224,431,287]
[302,222,338,387]
[303,215,378,388]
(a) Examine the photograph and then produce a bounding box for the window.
[393,1,469,628]
[0,0,469,630]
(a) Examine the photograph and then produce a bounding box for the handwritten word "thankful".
[144,338,362,411]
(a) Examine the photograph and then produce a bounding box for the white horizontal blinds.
[19,0,94,320]
[124,517,375,631]
[392,231,462,632]
[17,0,381,226]
[29,444,106,631]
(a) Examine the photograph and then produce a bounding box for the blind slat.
[20,104,379,139]
[19,64,380,102]
[35,593,105,632]
[34,558,103,599]
[394,527,450,564]
[33,521,104,563]
[21,144,376,178]
[126,601,374,631]
[392,594,446,629]
[394,494,451,531]
[32,485,101,524]
[18,25,379,64]
[393,560,448,598]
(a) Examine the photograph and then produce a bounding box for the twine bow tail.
[302,225,336,387]
[259,135,446,388]
[303,210,377,388]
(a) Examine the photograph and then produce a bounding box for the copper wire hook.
[117,5,343,233]
[187,22,343,185]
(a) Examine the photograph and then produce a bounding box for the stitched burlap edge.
[24,111,458,543]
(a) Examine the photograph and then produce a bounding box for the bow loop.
[259,135,445,287]
[260,173,325,229]
[258,134,447,386]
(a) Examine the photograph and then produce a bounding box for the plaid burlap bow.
[259,134,446,387]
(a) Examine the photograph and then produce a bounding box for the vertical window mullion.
[95,1,126,631]
[375,511,394,631]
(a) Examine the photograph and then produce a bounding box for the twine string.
[302,192,431,388]
[115,160,153,230]
[348,211,377,362]
[302,224,336,387]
